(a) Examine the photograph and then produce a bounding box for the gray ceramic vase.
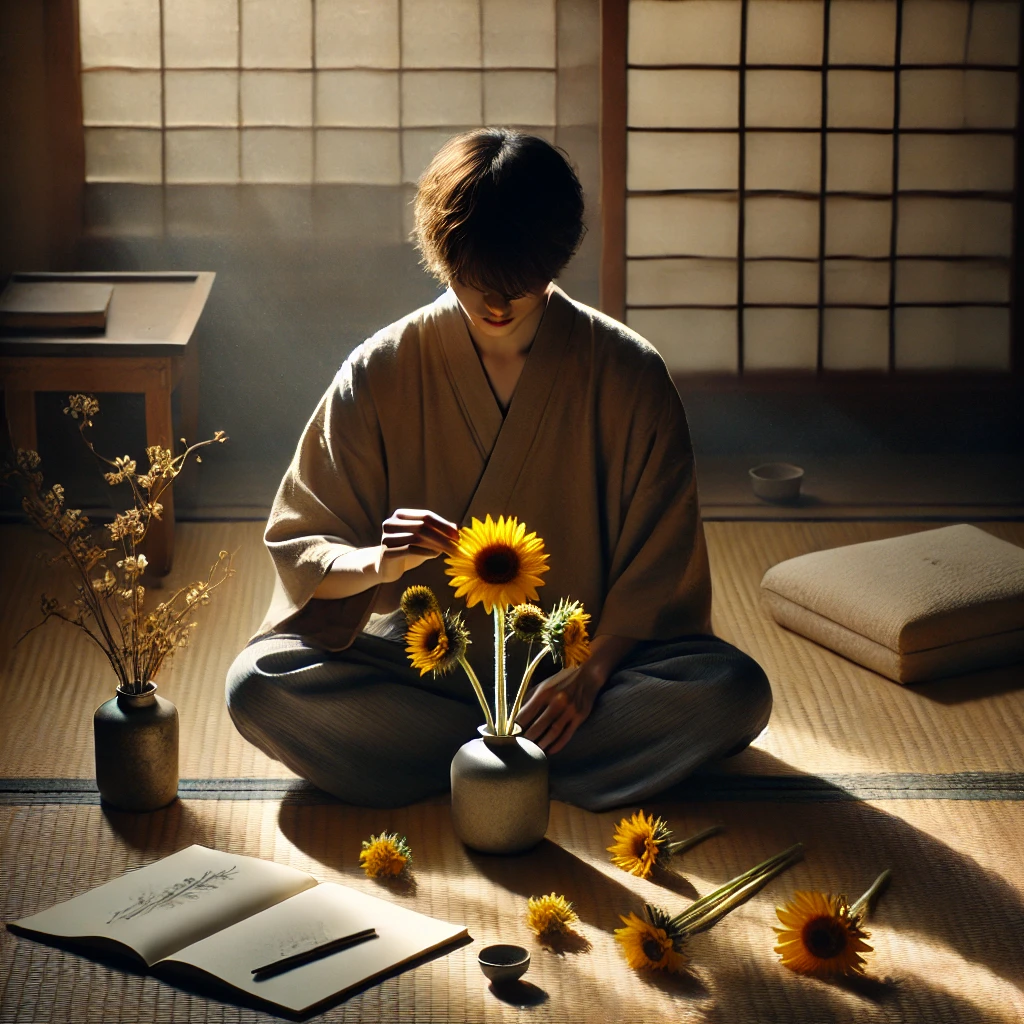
[94,682,179,812]
[450,725,549,854]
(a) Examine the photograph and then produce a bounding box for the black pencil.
[251,927,378,980]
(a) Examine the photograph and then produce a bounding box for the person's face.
[449,277,550,339]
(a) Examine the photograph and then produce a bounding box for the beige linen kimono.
[258,283,712,679]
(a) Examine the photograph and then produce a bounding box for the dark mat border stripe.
[2,773,1022,806]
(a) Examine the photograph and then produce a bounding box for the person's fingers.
[522,689,569,742]
[545,713,581,755]
[538,706,577,752]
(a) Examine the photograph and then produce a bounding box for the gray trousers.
[225,626,772,812]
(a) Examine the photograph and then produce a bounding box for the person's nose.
[482,292,512,318]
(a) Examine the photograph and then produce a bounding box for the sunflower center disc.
[642,938,666,963]
[477,547,520,584]
[803,917,848,959]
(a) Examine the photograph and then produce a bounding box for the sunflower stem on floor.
[666,825,723,858]
[849,868,892,920]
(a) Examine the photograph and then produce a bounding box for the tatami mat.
[3,797,1022,1023]
[1,521,1021,781]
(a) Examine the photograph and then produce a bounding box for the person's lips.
[485,316,513,326]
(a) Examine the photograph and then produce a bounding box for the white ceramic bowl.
[478,944,531,986]
[749,463,804,503]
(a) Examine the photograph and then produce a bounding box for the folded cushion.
[760,524,1024,683]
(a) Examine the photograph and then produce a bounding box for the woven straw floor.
[2,521,1023,1022]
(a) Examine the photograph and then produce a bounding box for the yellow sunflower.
[400,584,439,623]
[543,597,591,668]
[509,602,547,642]
[359,832,412,878]
[526,893,579,937]
[444,514,549,614]
[774,891,873,978]
[614,911,689,973]
[607,810,673,879]
[405,609,448,676]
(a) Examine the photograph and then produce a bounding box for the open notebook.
[8,844,468,1017]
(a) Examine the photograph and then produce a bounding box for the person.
[225,128,771,811]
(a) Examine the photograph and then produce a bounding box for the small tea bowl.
[478,944,531,986]
[749,462,804,503]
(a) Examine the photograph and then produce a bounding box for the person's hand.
[516,663,603,755]
[376,509,460,583]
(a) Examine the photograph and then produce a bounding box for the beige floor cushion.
[760,524,1024,683]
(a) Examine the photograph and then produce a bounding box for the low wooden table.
[1,271,215,575]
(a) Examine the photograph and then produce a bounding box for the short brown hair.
[412,128,586,298]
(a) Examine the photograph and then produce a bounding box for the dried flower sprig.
[526,893,579,939]
[616,843,804,972]
[2,395,232,694]
[607,810,723,880]
[774,869,891,979]
[359,832,413,878]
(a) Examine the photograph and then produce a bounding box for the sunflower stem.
[666,825,723,858]
[509,648,549,729]
[458,655,496,735]
[676,848,804,937]
[671,844,804,929]
[494,605,508,734]
[849,868,891,920]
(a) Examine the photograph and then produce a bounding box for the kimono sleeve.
[260,354,389,649]
[595,366,712,641]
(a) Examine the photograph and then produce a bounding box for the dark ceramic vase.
[450,724,549,854]
[94,682,178,811]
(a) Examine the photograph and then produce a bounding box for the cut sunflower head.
[359,832,412,878]
[432,609,470,674]
[607,810,674,879]
[405,609,448,676]
[509,602,547,643]
[400,585,440,623]
[543,597,591,668]
[526,892,579,938]
[444,514,549,614]
[774,891,873,978]
[615,904,689,973]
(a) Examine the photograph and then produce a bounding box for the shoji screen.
[622,0,1020,374]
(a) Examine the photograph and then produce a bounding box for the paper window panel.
[484,71,556,127]
[241,128,314,182]
[626,309,739,373]
[402,0,482,69]
[241,72,313,127]
[401,72,483,127]
[966,1,1020,65]
[901,0,971,65]
[901,71,1018,130]
[315,129,402,184]
[822,309,889,369]
[163,0,238,68]
[628,1,741,66]
[745,132,820,193]
[745,198,820,258]
[626,195,739,257]
[746,1,824,66]
[965,72,1019,130]
[317,72,399,127]
[628,71,739,129]
[898,198,1012,256]
[827,71,894,130]
[895,306,1011,369]
[165,72,239,127]
[316,0,399,68]
[165,129,239,183]
[824,259,891,305]
[744,308,819,370]
[482,0,555,68]
[826,134,893,195]
[628,132,739,192]
[79,0,161,69]
[558,66,599,127]
[745,72,822,128]
[745,260,819,305]
[402,127,475,182]
[896,259,1011,303]
[899,135,1014,193]
[82,71,161,127]
[829,0,896,65]
[85,128,162,183]
[241,0,312,69]
[825,197,892,257]
[626,258,738,307]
